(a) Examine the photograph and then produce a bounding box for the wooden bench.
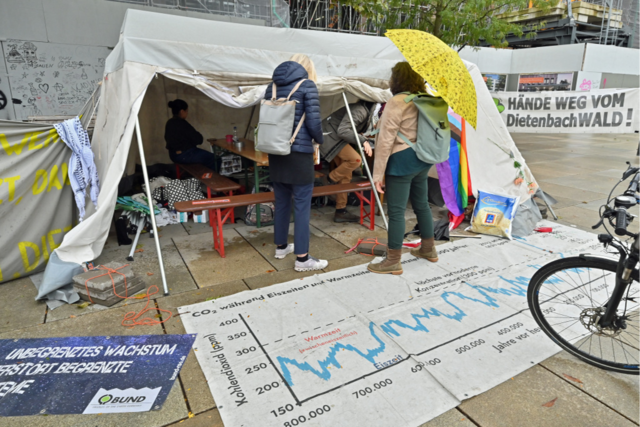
[175,163,241,226]
[175,182,374,258]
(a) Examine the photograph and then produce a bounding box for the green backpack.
[397,92,450,165]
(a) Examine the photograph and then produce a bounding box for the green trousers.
[385,167,434,250]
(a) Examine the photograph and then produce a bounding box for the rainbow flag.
[435,109,472,218]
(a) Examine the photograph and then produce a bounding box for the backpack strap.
[271,82,277,100]
[289,113,306,144]
[286,79,308,144]
[286,79,307,100]
[397,132,416,148]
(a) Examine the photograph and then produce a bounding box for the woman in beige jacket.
[368,62,438,275]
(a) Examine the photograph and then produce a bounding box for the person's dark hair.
[168,99,188,116]
[389,62,426,95]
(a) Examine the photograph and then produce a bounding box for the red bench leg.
[355,191,375,231]
[207,188,235,226]
[227,191,235,224]
[209,205,236,258]
[176,164,181,179]
[210,208,226,258]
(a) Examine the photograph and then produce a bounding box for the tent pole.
[244,105,257,139]
[341,93,388,230]
[135,118,170,296]
[536,187,559,220]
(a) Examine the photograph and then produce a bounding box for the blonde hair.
[290,53,317,83]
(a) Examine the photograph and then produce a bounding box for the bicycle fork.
[598,251,638,328]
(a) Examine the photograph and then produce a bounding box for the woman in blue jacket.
[266,54,327,271]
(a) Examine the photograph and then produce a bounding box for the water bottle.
[233,126,238,142]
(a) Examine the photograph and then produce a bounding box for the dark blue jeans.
[170,147,219,172]
[272,182,313,255]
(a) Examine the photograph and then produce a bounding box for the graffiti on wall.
[2,40,110,120]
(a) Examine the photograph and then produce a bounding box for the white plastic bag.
[471,189,520,240]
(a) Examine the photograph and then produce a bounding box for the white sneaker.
[295,255,328,272]
[275,244,295,259]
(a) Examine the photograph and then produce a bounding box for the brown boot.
[368,249,403,275]
[411,238,438,262]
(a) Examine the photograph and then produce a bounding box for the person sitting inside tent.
[165,99,218,171]
[321,101,375,223]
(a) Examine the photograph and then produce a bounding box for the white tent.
[38,9,540,300]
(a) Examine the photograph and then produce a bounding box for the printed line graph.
[237,268,569,405]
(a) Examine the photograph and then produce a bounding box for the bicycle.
[527,162,639,375]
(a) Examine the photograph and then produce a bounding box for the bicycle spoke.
[531,258,639,373]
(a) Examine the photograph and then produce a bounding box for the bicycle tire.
[527,255,640,375]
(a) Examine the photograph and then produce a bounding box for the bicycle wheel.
[528,256,639,375]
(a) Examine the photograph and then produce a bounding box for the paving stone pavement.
[0,133,637,426]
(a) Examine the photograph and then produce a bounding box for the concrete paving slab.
[0,277,46,335]
[243,268,317,290]
[172,230,274,287]
[95,241,198,296]
[46,299,112,323]
[235,223,348,271]
[419,408,477,427]
[183,221,213,235]
[594,168,634,179]
[534,181,609,202]
[157,283,248,415]
[538,195,581,210]
[0,382,187,427]
[520,151,585,164]
[459,365,637,427]
[540,351,640,423]
[321,254,371,273]
[542,173,620,195]
[553,205,601,231]
[539,158,622,174]
[166,409,223,427]
[528,163,594,179]
[309,212,388,248]
[156,223,190,248]
[577,198,608,212]
[0,300,161,339]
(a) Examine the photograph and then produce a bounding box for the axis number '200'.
[256,381,280,395]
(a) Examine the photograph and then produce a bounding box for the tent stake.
[342,93,388,230]
[135,118,170,296]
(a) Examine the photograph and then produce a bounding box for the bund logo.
[98,394,113,405]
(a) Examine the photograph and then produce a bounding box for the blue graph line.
[277,271,566,386]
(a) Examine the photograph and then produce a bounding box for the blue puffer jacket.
[264,61,324,154]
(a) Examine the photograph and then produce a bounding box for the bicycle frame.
[598,235,640,328]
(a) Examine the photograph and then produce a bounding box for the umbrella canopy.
[385,29,477,129]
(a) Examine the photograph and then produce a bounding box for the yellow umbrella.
[385,29,477,129]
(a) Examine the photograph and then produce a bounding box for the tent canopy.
[39,9,539,302]
[106,9,403,82]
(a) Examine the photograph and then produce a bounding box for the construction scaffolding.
[490,0,637,48]
[109,0,637,47]
[288,0,379,34]
[108,0,290,27]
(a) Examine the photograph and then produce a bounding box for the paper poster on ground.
[180,222,612,427]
